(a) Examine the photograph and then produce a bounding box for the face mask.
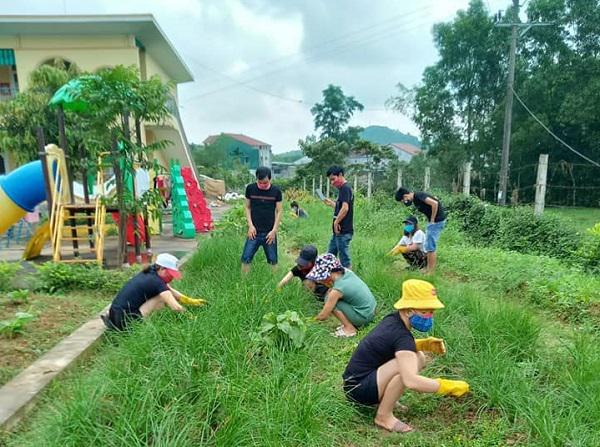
[409,313,433,332]
[331,178,345,188]
[257,180,271,190]
[404,224,415,233]
[160,269,175,283]
[403,199,413,206]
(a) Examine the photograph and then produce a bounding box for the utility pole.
[496,4,553,205]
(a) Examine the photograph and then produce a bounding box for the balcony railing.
[0,85,17,101]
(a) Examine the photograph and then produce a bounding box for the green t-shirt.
[333,270,376,318]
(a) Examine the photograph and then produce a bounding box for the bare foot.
[374,416,413,433]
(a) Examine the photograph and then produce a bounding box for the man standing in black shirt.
[395,187,447,274]
[242,167,283,273]
[322,166,354,268]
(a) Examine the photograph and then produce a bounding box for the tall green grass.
[5,198,600,446]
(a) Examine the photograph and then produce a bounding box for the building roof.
[293,156,312,165]
[0,14,193,83]
[204,133,271,148]
[390,143,422,156]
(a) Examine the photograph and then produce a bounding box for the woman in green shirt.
[307,253,377,337]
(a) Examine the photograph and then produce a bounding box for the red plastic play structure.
[111,212,146,245]
[181,167,213,232]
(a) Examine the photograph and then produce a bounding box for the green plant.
[0,312,35,338]
[0,261,21,292]
[35,262,134,294]
[254,310,307,350]
[7,289,29,305]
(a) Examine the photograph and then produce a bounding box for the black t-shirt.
[413,192,446,223]
[245,183,283,233]
[343,312,416,382]
[111,267,169,315]
[291,266,328,298]
[334,183,354,234]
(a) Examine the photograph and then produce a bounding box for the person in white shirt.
[388,216,427,270]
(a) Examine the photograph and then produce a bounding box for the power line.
[511,86,600,168]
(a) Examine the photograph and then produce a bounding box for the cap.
[306,253,342,282]
[394,279,444,310]
[403,215,418,225]
[296,245,318,267]
[155,253,182,279]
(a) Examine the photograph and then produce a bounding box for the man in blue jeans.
[241,167,283,273]
[395,187,447,275]
[323,166,354,268]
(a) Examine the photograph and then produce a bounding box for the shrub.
[0,312,35,338]
[35,262,134,294]
[578,223,600,272]
[0,261,21,292]
[253,311,307,350]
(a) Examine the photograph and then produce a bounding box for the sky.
[1,0,509,153]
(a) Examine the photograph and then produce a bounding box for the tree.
[310,85,364,141]
[296,136,351,179]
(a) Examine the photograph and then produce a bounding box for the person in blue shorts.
[241,167,283,273]
[395,187,447,274]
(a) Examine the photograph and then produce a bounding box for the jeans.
[241,232,278,264]
[424,220,446,253]
[328,233,353,267]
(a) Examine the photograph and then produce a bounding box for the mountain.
[272,150,304,163]
[359,125,421,148]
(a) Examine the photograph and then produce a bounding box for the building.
[203,133,272,170]
[0,14,196,177]
[271,161,296,179]
[347,142,422,167]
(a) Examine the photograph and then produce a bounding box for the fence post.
[463,162,471,195]
[367,171,372,199]
[354,174,358,193]
[424,167,431,190]
[303,178,306,191]
[396,168,403,189]
[480,188,486,200]
[326,179,330,197]
[319,175,323,192]
[534,153,549,216]
[312,177,315,195]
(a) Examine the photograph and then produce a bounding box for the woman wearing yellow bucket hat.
[342,279,469,433]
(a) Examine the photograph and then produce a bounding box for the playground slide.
[0,160,47,235]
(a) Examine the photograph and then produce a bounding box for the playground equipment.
[181,166,213,233]
[170,160,195,239]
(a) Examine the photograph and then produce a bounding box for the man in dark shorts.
[322,166,354,268]
[342,279,469,433]
[102,253,186,331]
[241,166,283,273]
[276,245,328,300]
[395,187,447,274]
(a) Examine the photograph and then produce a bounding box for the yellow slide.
[23,221,50,260]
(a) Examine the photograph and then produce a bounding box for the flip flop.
[375,420,413,433]
[333,327,356,338]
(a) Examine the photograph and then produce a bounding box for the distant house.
[389,143,422,162]
[271,161,296,179]
[203,133,272,170]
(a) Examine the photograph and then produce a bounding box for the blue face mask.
[404,224,415,233]
[409,313,433,332]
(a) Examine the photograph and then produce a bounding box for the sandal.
[333,327,356,338]
[375,419,413,433]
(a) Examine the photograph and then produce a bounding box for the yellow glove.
[179,295,208,307]
[289,212,298,218]
[435,378,470,397]
[387,245,408,256]
[415,337,446,355]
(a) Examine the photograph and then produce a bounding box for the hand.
[247,225,257,240]
[315,312,327,321]
[266,230,277,244]
[333,221,341,234]
[324,198,335,207]
[435,378,470,397]
[179,295,208,307]
[415,337,446,355]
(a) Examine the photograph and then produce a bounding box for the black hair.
[290,201,299,208]
[142,264,159,273]
[326,165,344,177]
[395,187,411,201]
[331,267,345,274]
[255,166,272,180]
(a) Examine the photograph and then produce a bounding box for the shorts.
[241,232,278,264]
[328,295,374,328]
[424,220,446,253]
[402,250,427,269]
[327,233,353,267]
[343,370,379,406]
[107,306,142,331]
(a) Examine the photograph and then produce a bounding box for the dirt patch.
[0,292,111,386]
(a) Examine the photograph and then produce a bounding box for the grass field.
[545,207,600,233]
[3,197,600,446]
